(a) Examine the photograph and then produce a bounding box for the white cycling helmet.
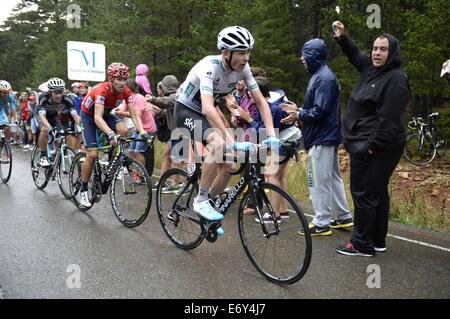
[217,26,255,51]
[71,82,80,88]
[0,80,12,93]
[47,78,65,91]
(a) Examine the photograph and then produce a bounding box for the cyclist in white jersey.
[174,26,280,236]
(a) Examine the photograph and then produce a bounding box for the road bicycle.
[0,124,12,183]
[69,135,153,228]
[30,129,79,196]
[156,142,312,284]
[404,112,448,165]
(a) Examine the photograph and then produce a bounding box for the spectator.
[250,76,302,223]
[332,21,410,257]
[281,38,353,236]
[147,75,180,189]
[136,64,153,97]
[116,78,156,177]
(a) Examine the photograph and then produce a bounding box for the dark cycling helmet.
[217,26,254,51]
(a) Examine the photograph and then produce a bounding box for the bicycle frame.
[169,151,280,242]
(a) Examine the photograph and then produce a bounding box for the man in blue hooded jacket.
[282,38,353,236]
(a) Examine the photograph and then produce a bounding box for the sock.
[196,186,209,202]
[81,182,88,192]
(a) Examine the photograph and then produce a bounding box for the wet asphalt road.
[0,145,449,299]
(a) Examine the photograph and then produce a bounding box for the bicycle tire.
[156,168,204,250]
[238,182,312,284]
[57,146,76,199]
[110,157,151,227]
[0,141,12,183]
[404,132,436,165]
[30,145,49,189]
[69,152,98,212]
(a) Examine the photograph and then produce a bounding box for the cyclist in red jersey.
[78,62,143,209]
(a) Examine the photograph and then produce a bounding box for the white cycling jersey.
[177,55,259,113]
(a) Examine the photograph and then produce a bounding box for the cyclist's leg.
[37,119,50,154]
[202,105,234,198]
[80,113,99,193]
[174,103,223,222]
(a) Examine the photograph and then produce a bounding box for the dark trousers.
[349,141,404,254]
[143,144,154,178]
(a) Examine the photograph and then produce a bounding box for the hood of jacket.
[136,64,149,76]
[302,38,327,74]
[158,75,179,95]
[372,34,404,71]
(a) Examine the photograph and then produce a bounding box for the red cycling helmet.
[107,63,130,79]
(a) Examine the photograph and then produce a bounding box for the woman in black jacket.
[333,21,410,257]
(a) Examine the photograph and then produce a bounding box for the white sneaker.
[79,191,92,208]
[39,156,50,167]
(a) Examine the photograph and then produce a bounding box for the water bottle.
[98,152,109,173]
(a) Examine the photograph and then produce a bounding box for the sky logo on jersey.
[95,96,105,105]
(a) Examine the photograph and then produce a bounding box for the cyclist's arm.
[38,112,51,130]
[93,104,113,135]
[249,89,276,137]
[201,93,234,146]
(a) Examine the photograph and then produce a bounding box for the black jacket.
[336,34,410,154]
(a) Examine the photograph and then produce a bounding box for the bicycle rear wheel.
[57,146,76,199]
[238,182,312,284]
[404,132,436,165]
[0,141,12,183]
[30,145,49,189]
[110,157,151,227]
[69,152,98,211]
[156,168,204,250]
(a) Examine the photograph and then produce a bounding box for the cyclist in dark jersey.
[37,78,81,167]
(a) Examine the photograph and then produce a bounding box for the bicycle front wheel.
[110,157,151,227]
[0,141,12,183]
[156,168,204,250]
[57,146,76,199]
[238,182,312,284]
[30,145,49,189]
[404,132,436,165]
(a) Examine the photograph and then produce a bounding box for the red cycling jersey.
[81,82,132,116]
